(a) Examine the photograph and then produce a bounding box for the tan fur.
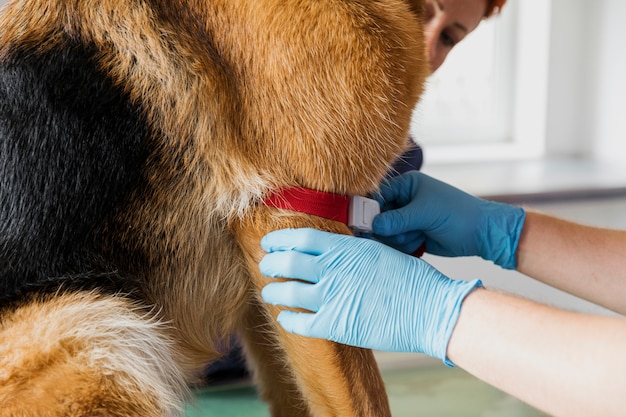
[0,293,187,416]
[0,0,428,415]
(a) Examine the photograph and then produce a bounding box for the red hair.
[485,0,507,17]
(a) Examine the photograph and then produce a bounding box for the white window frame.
[413,0,553,164]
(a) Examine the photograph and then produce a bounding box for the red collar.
[263,187,350,224]
[263,186,426,257]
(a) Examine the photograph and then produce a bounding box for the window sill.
[421,157,626,204]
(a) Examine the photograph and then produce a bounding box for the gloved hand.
[373,171,526,269]
[259,228,482,366]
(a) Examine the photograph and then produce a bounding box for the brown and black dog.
[0,1,427,415]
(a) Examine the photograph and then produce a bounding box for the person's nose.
[424,22,443,74]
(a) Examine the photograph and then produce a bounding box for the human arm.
[259,228,626,417]
[448,287,626,417]
[373,170,626,314]
[516,211,626,315]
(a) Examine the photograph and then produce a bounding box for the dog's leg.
[238,298,312,417]
[0,292,189,417]
[232,209,391,417]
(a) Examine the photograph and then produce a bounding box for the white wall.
[544,0,591,156]
[418,0,626,164]
[588,0,626,162]
[545,0,626,161]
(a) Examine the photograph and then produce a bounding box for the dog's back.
[0,1,427,415]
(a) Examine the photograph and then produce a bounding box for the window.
[412,0,553,163]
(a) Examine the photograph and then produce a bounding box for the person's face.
[424,0,487,73]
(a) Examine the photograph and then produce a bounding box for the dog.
[0,0,428,415]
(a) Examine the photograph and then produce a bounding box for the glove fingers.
[373,207,423,237]
[375,231,425,254]
[262,281,322,312]
[374,174,408,207]
[259,251,321,282]
[276,310,318,338]
[262,228,337,256]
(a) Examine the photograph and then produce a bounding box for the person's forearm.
[516,211,626,314]
[448,288,626,417]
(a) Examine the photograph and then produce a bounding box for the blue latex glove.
[373,171,526,269]
[259,228,482,366]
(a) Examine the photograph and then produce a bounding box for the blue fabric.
[389,139,423,176]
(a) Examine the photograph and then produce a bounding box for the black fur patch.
[0,38,150,305]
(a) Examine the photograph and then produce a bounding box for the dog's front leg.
[231,207,391,417]
[237,297,314,417]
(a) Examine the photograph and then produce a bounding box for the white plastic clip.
[348,196,380,234]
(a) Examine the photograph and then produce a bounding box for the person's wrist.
[479,202,526,270]
[417,271,483,366]
[445,286,488,366]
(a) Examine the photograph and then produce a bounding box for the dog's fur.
[0,0,427,415]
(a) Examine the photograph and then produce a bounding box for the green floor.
[185,365,547,417]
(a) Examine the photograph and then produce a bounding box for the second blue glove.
[259,228,482,366]
[373,171,526,269]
